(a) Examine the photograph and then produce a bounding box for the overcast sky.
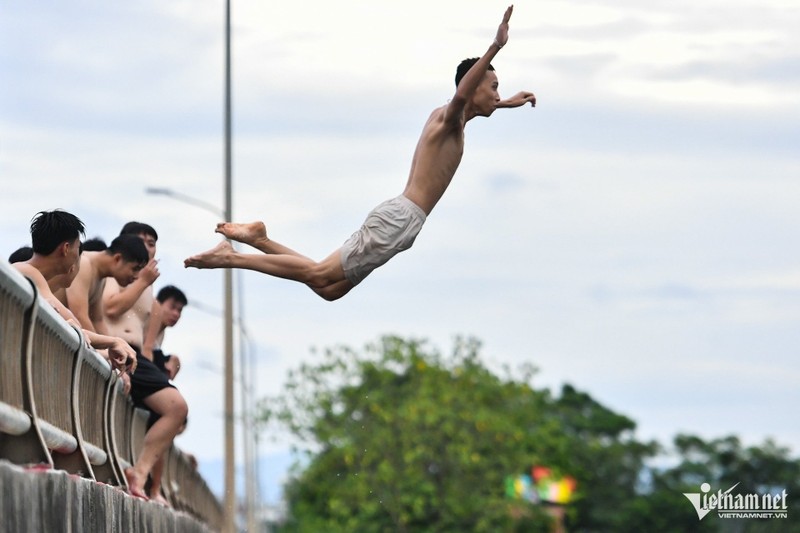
[2,0,799,502]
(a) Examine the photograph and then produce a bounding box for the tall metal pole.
[223,0,236,531]
[238,272,257,532]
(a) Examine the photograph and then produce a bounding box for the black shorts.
[129,351,176,409]
[153,348,171,373]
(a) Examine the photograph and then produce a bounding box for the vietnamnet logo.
[683,482,789,520]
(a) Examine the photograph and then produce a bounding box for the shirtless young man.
[103,222,189,503]
[185,6,535,301]
[140,284,188,503]
[13,211,137,376]
[65,234,150,336]
[144,285,188,381]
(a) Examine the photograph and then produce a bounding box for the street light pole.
[223,0,236,531]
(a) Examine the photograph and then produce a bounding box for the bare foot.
[150,492,170,507]
[184,241,235,269]
[215,221,268,247]
[124,468,148,500]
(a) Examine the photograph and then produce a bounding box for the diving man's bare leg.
[184,241,353,301]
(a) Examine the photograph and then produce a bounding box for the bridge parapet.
[0,260,222,530]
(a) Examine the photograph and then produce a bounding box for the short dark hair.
[106,234,149,266]
[30,210,85,255]
[120,221,158,242]
[157,285,188,306]
[81,237,107,252]
[455,57,494,88]
[8,246,33,263]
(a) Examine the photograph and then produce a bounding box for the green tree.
[550,384,658,531]
[260,336,658,532]
[620,434,800,533]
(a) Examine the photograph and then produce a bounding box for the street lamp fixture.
[145,187,225,218]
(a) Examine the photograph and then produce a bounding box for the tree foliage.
[621,435,800,533]
[259,336,800,533]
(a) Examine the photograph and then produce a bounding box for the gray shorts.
[340,195,427,286]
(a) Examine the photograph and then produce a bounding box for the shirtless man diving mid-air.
[185,6,536,301]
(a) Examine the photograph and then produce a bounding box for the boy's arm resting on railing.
[82,331,137,374]
[14,263,78,323]
[14,262,136,379]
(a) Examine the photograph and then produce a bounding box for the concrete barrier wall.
[0,460,214,533]
[0,260,223,529]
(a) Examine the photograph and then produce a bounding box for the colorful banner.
[506,466,577,504]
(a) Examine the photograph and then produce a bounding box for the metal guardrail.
[0,260,223,529]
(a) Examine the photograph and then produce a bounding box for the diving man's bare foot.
[215,221,268,247]
[184,241,235,269]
